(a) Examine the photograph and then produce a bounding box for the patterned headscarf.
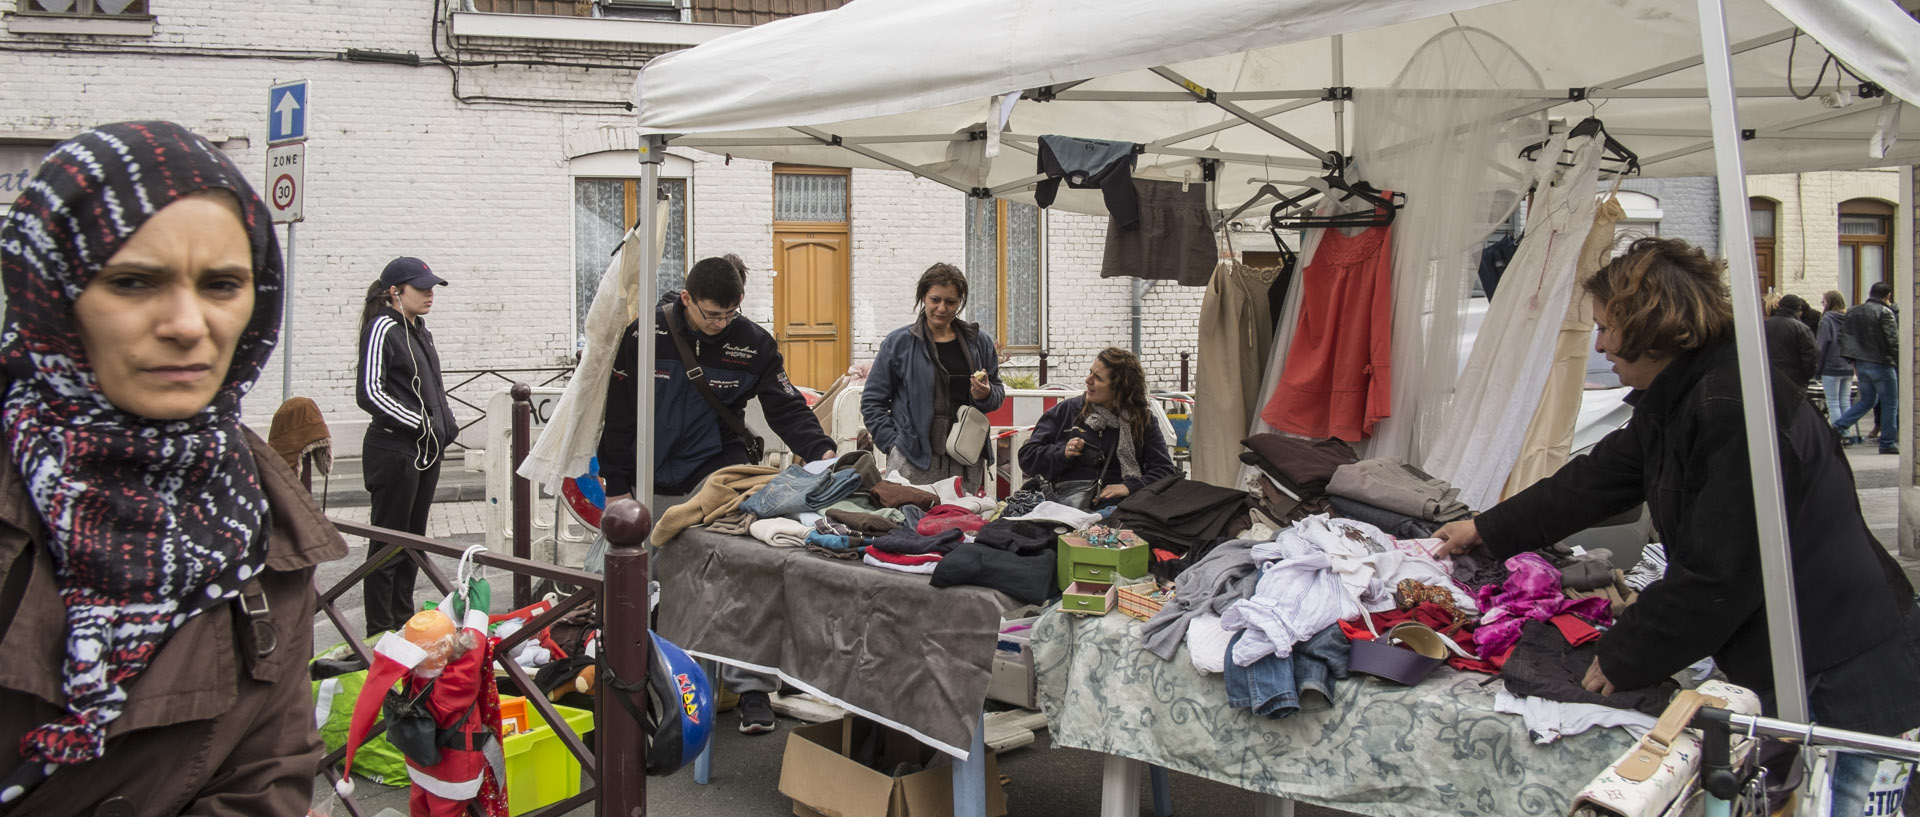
[0,122,282,782]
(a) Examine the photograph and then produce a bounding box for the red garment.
[1338,603,1499,674]
[405,627,508,817]
[1261,219,1393,441]
[916,504,986,536]
[865,549,943,567]
[1549,613,1601,647]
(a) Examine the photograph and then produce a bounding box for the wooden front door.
[772,232,849,390]
[772,167,851,391]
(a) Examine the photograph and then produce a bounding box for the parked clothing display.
[1503,191,1627,497]
[825,507,899,535]
[1110,475,1251,557]
[1101,178,1215,284]
[1239,434,1358,497]
[1259,216,1395,442]
[652,464,780,545]
[1472,553,1613,659]
[749,516,811,549]
[1425,138,1604,510]
[1326,458,1471,523]
[972,519,1056,555]
[740,464,854,520]
[870,480,939,510]
[1499,619,1675,716]
[1327,496,1440,540]
[1141,538,1263,660]
[916,505,988,536]
[1034,135,1139,229]
[867,527,963,556]
[864,550,941,575]
[1192,263,1277,487]
[705,511,756,536]
[928,542,1056,605]
[1493,690,1656,745]
[1222,537,1363,667]
[1223,625,1351,719]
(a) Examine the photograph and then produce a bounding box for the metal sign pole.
[283,221,294,402]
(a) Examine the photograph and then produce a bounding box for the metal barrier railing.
[317,383,652,817]
[441,366,574,452]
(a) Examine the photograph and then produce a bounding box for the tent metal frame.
[622,0,1916,751]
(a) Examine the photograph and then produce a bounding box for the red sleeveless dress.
[1260,220,1393,441]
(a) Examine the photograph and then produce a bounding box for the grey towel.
[1140,538,1263,661]
[1326,458,1471,523]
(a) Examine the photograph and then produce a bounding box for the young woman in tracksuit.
[356,256,458,635]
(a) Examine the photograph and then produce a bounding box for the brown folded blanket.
[826,508,898,535]
[705,511,757,537]
[871,481,937,510]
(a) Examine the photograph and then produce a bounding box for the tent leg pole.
[1899,164,1917,559]
[1694,0,1807,723]
[637,137,663,512]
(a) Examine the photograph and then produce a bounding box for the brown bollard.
[1179,351,1191,392]
[510,382,533,608]
[600,497,653,816]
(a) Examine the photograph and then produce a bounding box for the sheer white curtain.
[1349,27,1546,465]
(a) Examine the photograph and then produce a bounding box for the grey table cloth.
[1033,609,1634,817]
[654,527,1022,757]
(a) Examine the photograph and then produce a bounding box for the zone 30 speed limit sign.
[266,142,305,224]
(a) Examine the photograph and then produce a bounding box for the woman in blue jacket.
[862,263,1005,492]
[1019,347,1177,508]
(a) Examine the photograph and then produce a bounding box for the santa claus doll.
[336,603,509,817]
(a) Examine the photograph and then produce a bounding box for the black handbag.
[382,682,443,767]
[1044,436,1115,512]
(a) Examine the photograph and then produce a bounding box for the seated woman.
[1019,347,1177,508]
[862,263,1006,493]
[1435,238,1919,817]
[0,122,346,813]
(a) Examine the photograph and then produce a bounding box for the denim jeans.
[1835,361,1898,451]
[1223,625,1351,719]
[1823,750,1901,817]
[1823,374,1854,429]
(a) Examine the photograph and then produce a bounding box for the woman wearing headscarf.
[1435,238,1919,816]
[1019,347,1176,509]
[861,262,1006,492]
[0,122,346,814]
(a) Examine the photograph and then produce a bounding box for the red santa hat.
[333,630,431,797]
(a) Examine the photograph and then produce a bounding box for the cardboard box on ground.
[780,716,1008,817]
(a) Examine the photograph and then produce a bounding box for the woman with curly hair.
[1019,347,1176,508]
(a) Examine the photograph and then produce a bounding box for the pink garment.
[1260,219,1394,441]
[917,504,987,536]
[1472,552,1612,658]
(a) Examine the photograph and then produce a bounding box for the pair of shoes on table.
[738,691,777,734]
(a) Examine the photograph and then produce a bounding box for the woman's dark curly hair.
[1584,237,1734,362]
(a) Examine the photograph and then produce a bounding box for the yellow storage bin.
[501,699,595,816]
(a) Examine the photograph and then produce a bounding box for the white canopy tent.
[616,0,1920,734]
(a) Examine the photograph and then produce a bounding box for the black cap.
[380,256,448,289]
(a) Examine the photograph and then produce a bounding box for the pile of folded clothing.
[1238,434,1356,524]
[1110,475,1251,559]
[1324,458,1473,539]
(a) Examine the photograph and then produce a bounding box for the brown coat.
[0,429,348,817]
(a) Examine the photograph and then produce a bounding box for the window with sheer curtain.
[963,199,1042,353]
[573,177,687,347]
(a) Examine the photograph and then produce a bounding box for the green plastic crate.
[503,701,595,815]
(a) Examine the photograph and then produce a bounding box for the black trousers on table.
[362,433,443,635]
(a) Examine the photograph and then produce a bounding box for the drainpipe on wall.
[1131,278,1153,356]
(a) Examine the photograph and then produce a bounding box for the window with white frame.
[17,0,147,17]
[572,177,688,347]
[963,199,1042,353]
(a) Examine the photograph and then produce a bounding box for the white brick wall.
[2,0,1217,454]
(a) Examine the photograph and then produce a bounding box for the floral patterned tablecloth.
[1033,608,1634,817]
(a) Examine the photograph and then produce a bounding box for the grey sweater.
[1140,539,1264,660]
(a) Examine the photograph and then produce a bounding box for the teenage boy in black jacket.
[598,255,836,734]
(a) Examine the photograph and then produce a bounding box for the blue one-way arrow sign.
[268,80,308,144]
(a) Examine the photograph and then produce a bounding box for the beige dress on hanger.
[1191,257,1276,488]
[1501,184,1628,498]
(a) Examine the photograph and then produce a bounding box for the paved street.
[310,446,1919,817]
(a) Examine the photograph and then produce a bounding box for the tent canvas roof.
[633,0,1920,216]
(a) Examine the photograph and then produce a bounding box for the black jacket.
[1476,340,1913,695]
[356,306,457,455]
[1815,310,1852,377]
[1018,395,1177,496]
[599,299,833,496]
[1838,299,1898,365]
[1762,310,1817,386]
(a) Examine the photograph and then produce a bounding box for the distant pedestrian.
[356,257,458,635]
[1762,293,1817,388]
[1832,282,1899,455]
[1815,290,1855,435]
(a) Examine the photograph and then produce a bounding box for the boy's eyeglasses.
[694,304,740,323]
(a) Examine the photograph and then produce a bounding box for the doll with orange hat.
[336,598,508,817]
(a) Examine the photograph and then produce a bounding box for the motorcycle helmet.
[645,632,714,775]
